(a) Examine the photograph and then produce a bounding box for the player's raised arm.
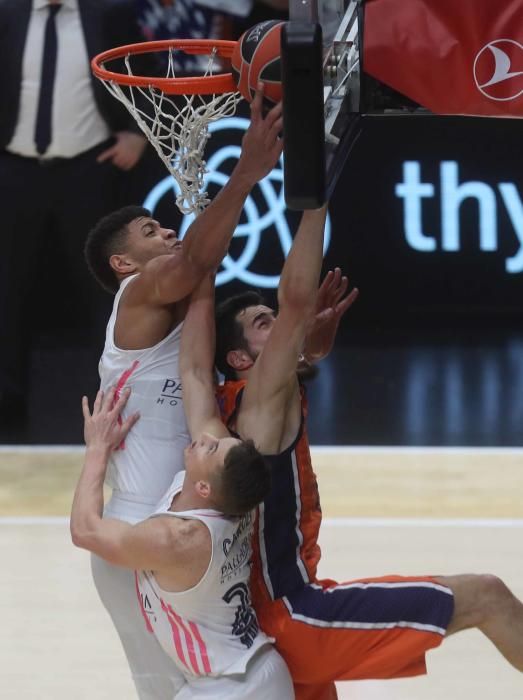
[179,276,229,440]
[70,389,192,570]
[242,205,328,410]
[135,89,283,307]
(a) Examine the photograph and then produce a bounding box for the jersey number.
[222,582,259,649]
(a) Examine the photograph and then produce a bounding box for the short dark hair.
[214,440,271,516]
[84,205,150,294]
[215,291,265,379]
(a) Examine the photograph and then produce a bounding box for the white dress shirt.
[7,0,111,159]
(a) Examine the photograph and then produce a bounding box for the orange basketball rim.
[90,38,242,214]
[91,39,238,95]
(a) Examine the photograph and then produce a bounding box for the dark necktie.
[34,3,62,155]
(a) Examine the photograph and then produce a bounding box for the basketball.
[231,20,284,104]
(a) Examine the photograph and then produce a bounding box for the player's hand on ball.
[238,83,283,184]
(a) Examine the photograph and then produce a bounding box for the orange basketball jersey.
[217,380,454,700]
[217,380,322,607]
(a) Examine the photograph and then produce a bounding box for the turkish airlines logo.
[473,39,523,101]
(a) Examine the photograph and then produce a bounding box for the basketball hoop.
[92,40,241,214]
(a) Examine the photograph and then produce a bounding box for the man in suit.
[0,0,150,427]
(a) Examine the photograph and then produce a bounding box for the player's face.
[125,216,182,265]
[184,433,241,481]
[236,305,276,361]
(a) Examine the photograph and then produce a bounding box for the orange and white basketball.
[231,20,284,104]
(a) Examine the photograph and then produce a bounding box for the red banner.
[363,0,523,117]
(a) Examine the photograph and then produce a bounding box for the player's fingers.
[322,269,338,296]
[81,395,90,421]
[316,280,331,309]
[317,270,335,297]
[336,287,359,315]
[122,411,140,434]
[102,386,119,413]
[113,386,131,413]
[93,389,104,414]
[266,116,283,145]
[264,100,283,127]
[320,271,340,308]
[328,267,342,289]
[332,275,349,303]
[270,137,284,160]
[321,270,335,287]
[250,83,264,121]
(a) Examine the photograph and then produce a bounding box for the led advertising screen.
[140,104,523,326]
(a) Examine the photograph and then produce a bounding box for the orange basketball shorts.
[255,574,454,696]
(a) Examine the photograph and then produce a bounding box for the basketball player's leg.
[91,554,186,699]
[435,573,523,671]
[174,645,294,700]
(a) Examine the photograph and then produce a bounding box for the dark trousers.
[0,141,122,397]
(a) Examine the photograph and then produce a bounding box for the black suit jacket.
[0,0,149,148]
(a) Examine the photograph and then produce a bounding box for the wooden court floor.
[1,446,523,699]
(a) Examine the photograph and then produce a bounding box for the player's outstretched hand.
[82,387,139,453]
[237,83,283,185]
[303,268,359,362]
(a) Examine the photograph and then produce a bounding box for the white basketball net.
[99,48,241,214]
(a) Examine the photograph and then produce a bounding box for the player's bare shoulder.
[122,254,180,306]
[115,267,184,348]
[151,515,212,590]
[163,514,211,563]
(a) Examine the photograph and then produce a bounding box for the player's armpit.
[237,380,300,454]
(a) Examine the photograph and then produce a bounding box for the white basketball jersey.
[136,472,272,679]
[99,275,190,515]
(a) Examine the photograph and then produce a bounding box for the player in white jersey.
[83,87,283,699]
[99,273,189,514]
[136,471,291,700]
[71,275,294,699]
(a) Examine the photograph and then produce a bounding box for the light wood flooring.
[1,447,522,699]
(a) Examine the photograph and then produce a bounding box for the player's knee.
[475,574,512,621]
[442,573,511,631]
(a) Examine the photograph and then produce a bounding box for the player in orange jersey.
[206,205,523,700]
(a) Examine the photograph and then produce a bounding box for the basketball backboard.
[282,0,363,209]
